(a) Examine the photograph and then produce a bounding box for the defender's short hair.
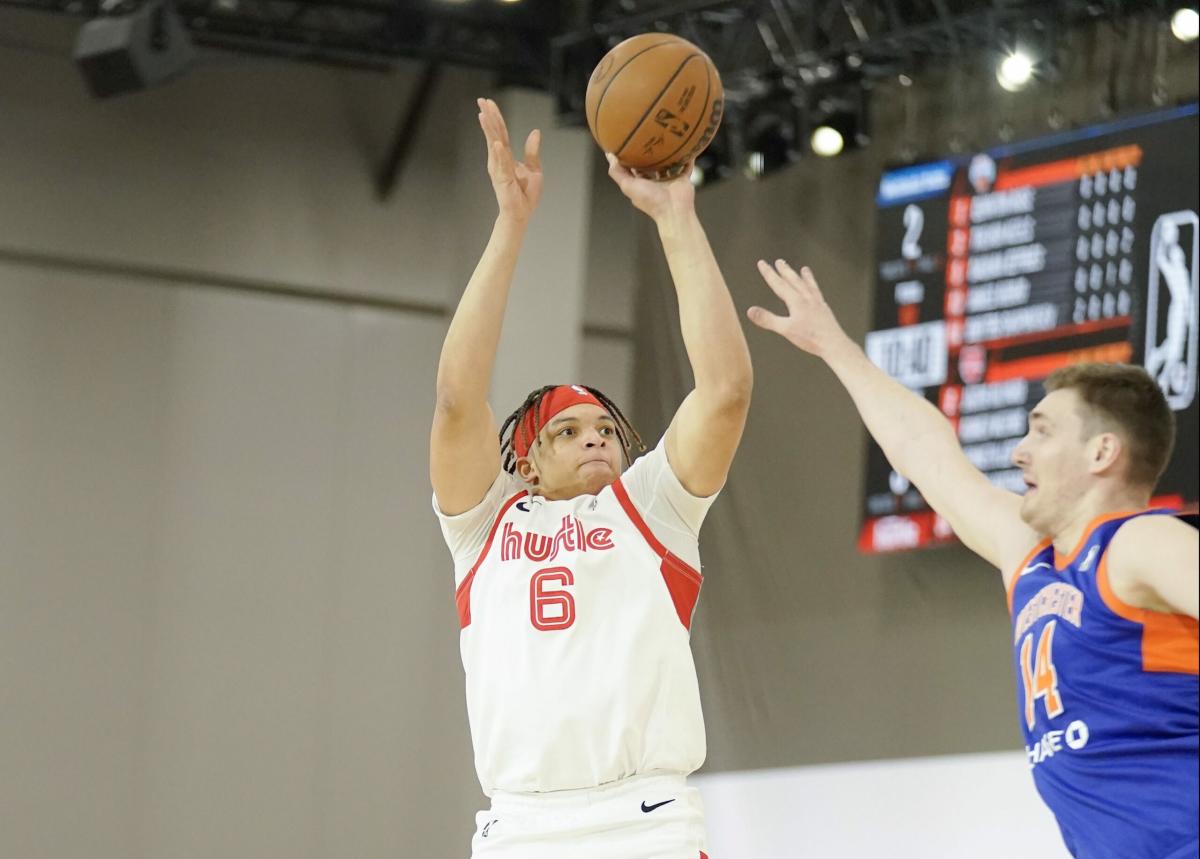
[1044,362,1175,488]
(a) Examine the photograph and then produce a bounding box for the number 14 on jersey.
[1020,620,1066,729]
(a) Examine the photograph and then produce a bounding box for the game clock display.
[861,103,1200,553]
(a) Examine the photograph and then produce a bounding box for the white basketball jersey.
[436,444,711,796]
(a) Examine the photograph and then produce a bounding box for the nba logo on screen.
[968,154,996,194]
[1144,211,1199,410]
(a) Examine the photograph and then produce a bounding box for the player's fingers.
[478,109,492,140]
[796,263,822,294]
[477,97,496,126]
[492,140,515,183]
[746,305,789,334]
[478,101,501,145]
[776,260,826,305]
[605,153,633,188]
[756,259,798,303]
[489,99,512,146]
[481,119,500,173]
[770,258,807,290]
[524,130,542,172]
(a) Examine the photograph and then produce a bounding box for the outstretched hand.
[478,97,542,223]
[747,260,852,358]
[605,154,695,224]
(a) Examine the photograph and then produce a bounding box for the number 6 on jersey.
[530,567,576,631]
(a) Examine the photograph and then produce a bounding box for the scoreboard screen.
[861,103,1199,553]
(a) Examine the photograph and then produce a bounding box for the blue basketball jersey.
[1008,509,1199,859]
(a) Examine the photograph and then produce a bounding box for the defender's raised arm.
[749,259,1038,579]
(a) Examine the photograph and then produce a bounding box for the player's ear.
[516,456,539,485]
[1087,431,1123,476]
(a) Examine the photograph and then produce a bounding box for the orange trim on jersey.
[455,490,529,629]
[611,478,703,630]
[1007,539,1054,614]
[1097,554,1200,675]
[1095,553,1143,624]
[1142,614,1200,674]
[1053,508,1146,569]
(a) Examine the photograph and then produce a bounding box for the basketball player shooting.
[748,259,1198,858]
[429,97,751,858]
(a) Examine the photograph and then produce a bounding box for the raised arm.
[431,99,542,515]
[606,155,752,497]
[748,260,1039,579]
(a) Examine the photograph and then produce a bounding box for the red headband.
[513,385,608,458]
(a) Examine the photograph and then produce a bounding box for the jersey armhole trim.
[611,477,665,554]
[612,477,703,630]
[1096,552,1144,623]
[455,489,528,629]
[1007,539,1053,614]
[1053,508,1147,568]
[1098,553,1200,674]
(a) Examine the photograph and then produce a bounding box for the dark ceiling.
[1,0,1167,117]
[2,0,1180,193]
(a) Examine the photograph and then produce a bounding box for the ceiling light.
[997,50,1034,91]
[810,125,844,157]
[1171,8,1199,42]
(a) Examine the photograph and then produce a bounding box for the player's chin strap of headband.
[513,385,607,459]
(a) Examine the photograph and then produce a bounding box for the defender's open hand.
[747,260,852,359]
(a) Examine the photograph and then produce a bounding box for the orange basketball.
[585,33,724,181]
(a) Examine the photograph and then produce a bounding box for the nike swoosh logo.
[1021,562,1053,575]
[640,799,675,813]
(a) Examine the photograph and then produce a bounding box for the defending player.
[430,98,751,857]
[749,259,1198,859]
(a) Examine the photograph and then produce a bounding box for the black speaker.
[73,0,196,98]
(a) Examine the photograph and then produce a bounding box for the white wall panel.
[0,267,165,859]
[694,752,1068,859]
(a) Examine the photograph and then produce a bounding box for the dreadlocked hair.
[498,384,646,475]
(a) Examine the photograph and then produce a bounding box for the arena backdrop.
[631,97,1199,775]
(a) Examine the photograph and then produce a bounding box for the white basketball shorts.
[470,773,709,859]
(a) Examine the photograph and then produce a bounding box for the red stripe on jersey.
[456,490,529,629]
[612,478,703,630]
[611,478,668,554]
